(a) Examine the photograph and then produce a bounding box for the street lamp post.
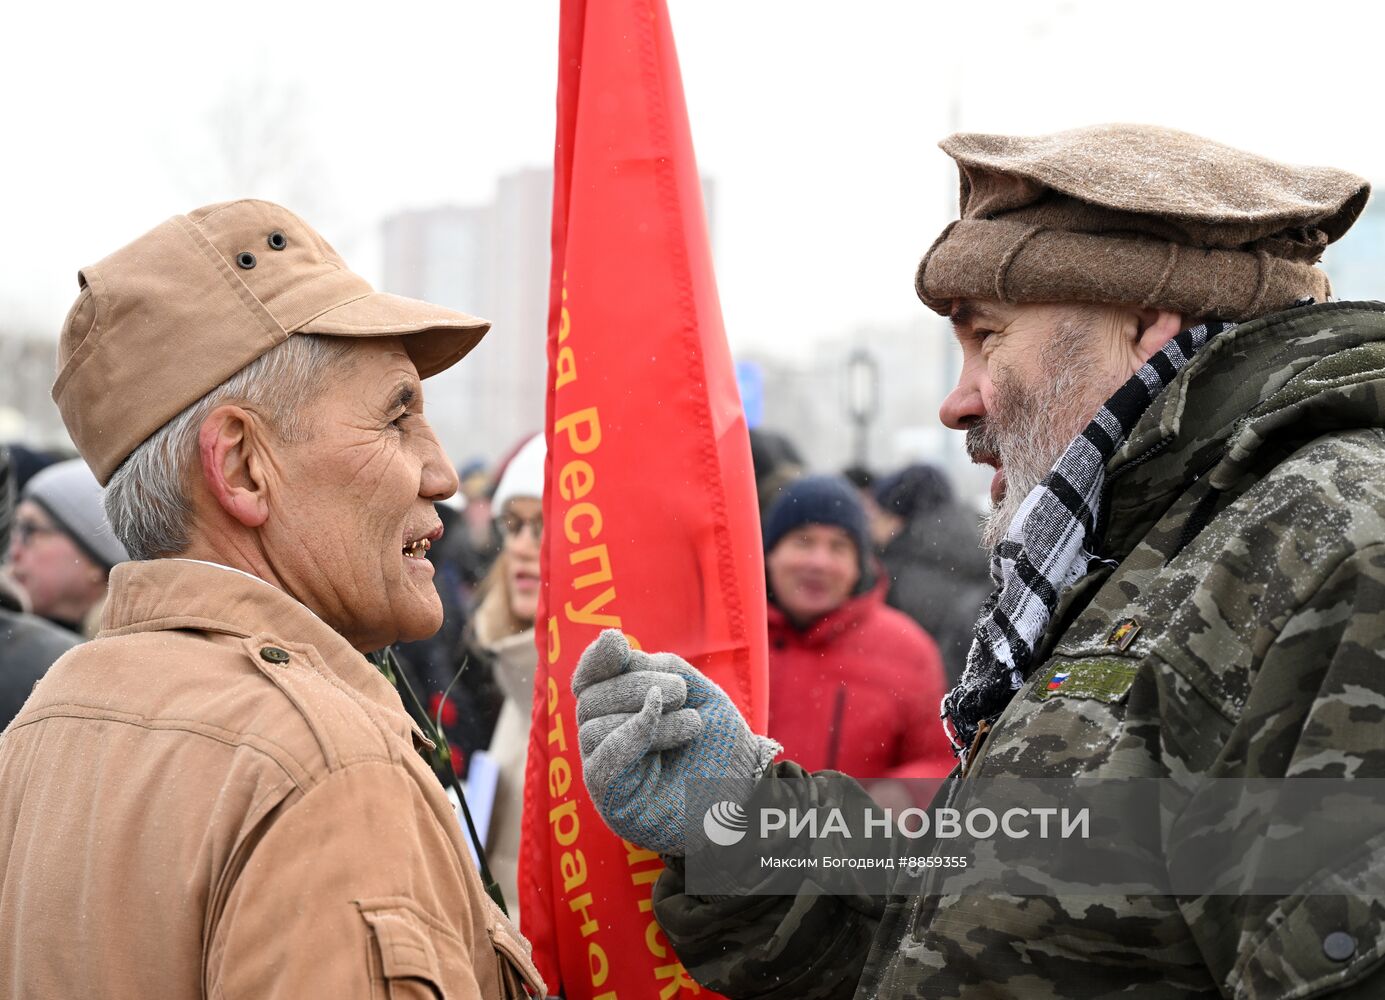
[845,347,880,469]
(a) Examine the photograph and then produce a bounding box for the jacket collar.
[0,573,24,614]
[100,558,400,709]
[487,627,539,706]
[1100,302,1385,560]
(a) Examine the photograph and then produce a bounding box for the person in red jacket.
[763,474,956,780]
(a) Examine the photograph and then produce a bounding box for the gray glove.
[573,629,780,856]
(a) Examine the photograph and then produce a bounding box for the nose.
[939,353,988,431]
[418,422,460,502]
[801,542,835,570]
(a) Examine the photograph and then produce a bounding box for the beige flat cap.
[54,199,489,484]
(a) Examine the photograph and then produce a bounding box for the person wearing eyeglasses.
[0,448,79,730]
[7,458,129,637]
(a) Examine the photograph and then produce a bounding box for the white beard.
[972,325,1115,550]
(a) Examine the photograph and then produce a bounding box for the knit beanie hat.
[763,475,869,560]
[916,124,1370,322]
[21,459,129,571]
[492,433,546,512]
[8,443,61,494]
[874,464,954,521]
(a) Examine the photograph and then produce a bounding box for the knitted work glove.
[573,629,780,857]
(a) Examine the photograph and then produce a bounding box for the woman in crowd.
[7,458,128,637]
[466,432,544,917]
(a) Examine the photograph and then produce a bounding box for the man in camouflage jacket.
[577,125,1385,998]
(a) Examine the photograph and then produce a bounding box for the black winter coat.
[877,500,990,685]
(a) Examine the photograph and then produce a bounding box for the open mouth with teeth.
[403,538,432,559]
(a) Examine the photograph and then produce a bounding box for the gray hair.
[104,334,356,561]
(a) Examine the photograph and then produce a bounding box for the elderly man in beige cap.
[0,201,544,998]
[571,125,1385,998]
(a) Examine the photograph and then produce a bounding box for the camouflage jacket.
[654,302,1385,998]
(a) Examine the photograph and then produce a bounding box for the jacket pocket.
[488,919,547,999]
[1229,834,1385,998]
[360,904,447,1000]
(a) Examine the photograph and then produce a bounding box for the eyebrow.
[949,301,1000,333]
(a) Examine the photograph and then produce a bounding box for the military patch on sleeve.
[1032,659,1139,703]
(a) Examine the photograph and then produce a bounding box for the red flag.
[518,0,770,996]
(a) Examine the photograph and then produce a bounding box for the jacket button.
[1323,932,1356,962]
[260,646,290,664]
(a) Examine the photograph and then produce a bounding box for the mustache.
[966,421,1001,464]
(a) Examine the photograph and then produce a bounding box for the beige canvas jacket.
[0,558,545,999]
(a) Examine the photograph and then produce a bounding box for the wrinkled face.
[261,338,459,650]
[941,301,1134,548]
[500,496,542,626]
[6,498,107,625]
[767,523,860,626]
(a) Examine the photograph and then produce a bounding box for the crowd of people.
[0,415,983,915]
[5,119,1385,998]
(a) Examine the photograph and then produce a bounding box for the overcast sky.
[3,0,1382,357]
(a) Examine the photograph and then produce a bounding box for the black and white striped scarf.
[942,320,1234,760]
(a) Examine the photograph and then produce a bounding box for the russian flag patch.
[1034,660,1139,703]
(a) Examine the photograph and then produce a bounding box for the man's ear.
[197,405,271,529]
[1131,308,1185,368]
